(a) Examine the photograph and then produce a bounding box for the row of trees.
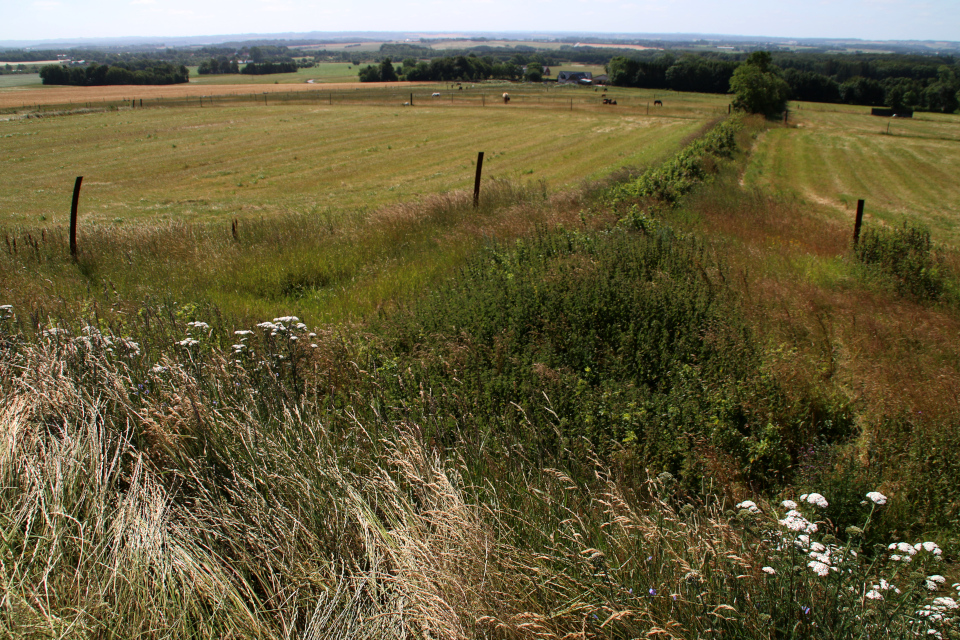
[39,62,189,86]
[607,52,960,114]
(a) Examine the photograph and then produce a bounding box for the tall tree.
[730,52,791,118]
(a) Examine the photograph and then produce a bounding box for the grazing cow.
[503,93,510,104]
[403,102,410,106]
[654,99,663,106]
[432,92,441,97]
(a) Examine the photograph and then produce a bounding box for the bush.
[855,221,945,300]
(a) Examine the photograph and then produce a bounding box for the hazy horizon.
[5,0,960,47]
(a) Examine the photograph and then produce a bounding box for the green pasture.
[188,62,359,85]
[0,93,713,227]
[744,105,960,247]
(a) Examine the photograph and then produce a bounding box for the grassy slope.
[4,116,959,639]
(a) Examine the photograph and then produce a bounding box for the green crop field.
[0,96,710,227]
[744,105,960,248]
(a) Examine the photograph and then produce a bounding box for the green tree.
[525,66,543,82]
[379,57,398,82]
[729,51,790,118]
[358,64,380,82]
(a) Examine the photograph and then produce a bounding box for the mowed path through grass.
[1,102,702,227]
[744,106,960,248]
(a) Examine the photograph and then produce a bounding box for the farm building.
[557,71,593,85]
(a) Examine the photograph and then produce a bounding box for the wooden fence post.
[473,152,484,209]
[853,199,865,245]
[70,176,82,258]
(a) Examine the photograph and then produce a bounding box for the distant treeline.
[197,58,241,75]
[39,61,189,86]
[240,61,299,75]
[359,55,531,82]
[606,52,960,113]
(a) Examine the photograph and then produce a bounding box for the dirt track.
[0,81,419,109]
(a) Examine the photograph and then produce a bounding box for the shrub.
[855,221,945,300]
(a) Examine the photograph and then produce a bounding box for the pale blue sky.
[4,0,959,44]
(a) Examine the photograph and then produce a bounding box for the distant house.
[557,71,592,85]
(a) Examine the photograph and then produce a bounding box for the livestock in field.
[654,99,663,106]
[503,93,510,104]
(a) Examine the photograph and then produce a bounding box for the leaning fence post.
[473,152,484,209]
[70,176,82,258]
[853,199,865,245]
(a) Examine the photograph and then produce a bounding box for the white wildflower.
[273,316,299,324]
[866,590,883,600]
[151,364,167,373]
[896,542,918,556]
[232,344,246,350]
[781,500,798,509]
[736,500,761,514]
[780,513,817,533]
[295,322,307,330]
[866,491,887,505]
[235,330,254,336]
[922,542,942,555]
[762,567,776,575]
[308,332,317,337]
[0,305,12,310]
[929,575,946,584]
[178,338,199,347]
[807,560,830,577]
[810,542,826,552]
[932,597,958,610]
[187,321,210,330]
[802,493,829,509]
[310,343,318,348]
[289,335,298,341]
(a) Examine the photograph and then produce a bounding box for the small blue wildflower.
[649,588,657,596]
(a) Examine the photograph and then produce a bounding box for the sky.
[3,0,960,44]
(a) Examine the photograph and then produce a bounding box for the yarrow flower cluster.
[800,493,829,509]
[0,304,13,320]
[866,491,887,505]
[736,500,761,514]
[779,509,818,534]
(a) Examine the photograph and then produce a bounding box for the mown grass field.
[744,104,960,248]
[0,90,721,226]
